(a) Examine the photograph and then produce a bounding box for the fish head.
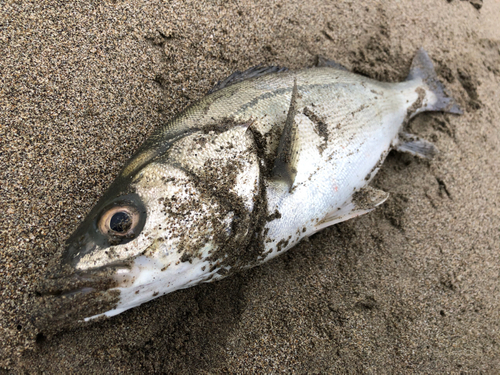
[34,125,261,328]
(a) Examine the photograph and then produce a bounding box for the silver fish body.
[36,49,461,325]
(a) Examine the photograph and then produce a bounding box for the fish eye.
[110,211,132,233]
[98,205,140,238]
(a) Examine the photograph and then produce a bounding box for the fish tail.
[407,48,463,115]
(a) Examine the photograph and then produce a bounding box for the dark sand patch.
[1,0,499,372]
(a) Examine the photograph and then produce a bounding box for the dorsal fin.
[208,65,288,94]
[271,79,300,191]
[315,56,349,71]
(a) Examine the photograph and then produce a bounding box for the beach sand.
[1,0,499,372]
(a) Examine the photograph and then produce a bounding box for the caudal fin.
[407,48,463,115]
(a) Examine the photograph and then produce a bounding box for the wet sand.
[1,0,499,372]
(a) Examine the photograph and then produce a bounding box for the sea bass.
[36,48,461,326]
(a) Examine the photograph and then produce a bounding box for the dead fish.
[35,48,461,326]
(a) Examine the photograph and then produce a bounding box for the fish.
[34,48,461,327]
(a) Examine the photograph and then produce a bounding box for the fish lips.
[32,264,127,331]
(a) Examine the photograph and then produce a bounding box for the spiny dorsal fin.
[208,65,288,94]
[271,79,300,190]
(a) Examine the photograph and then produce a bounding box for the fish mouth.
[36,261,131,294]
[32,264,128,332]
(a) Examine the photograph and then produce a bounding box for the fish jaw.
[35,233,227,325]
[32,264,126,330]
[85,252,227,320]
[34,242,226,324]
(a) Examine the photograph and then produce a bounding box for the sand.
[1,0,499,372]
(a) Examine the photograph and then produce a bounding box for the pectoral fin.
[313,186,389,233]
[271,79,300,190]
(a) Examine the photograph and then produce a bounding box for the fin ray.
[312,187,389,234]
[315,56,349,71]
[271,79,300,190]
[396,132,438,159]
[208,65,288,94]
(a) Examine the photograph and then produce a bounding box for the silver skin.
[37,49,461,323]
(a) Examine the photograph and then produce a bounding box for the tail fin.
[407,48,463,115]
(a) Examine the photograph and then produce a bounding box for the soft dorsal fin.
[271,79,300,190]
[315,56,349,71]
[208,65,288,94]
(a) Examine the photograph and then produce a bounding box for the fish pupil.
[110,211,132,233]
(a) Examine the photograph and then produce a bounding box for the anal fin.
[313,187,389,233]
[396,132,438,159]
[271,79,300,191]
